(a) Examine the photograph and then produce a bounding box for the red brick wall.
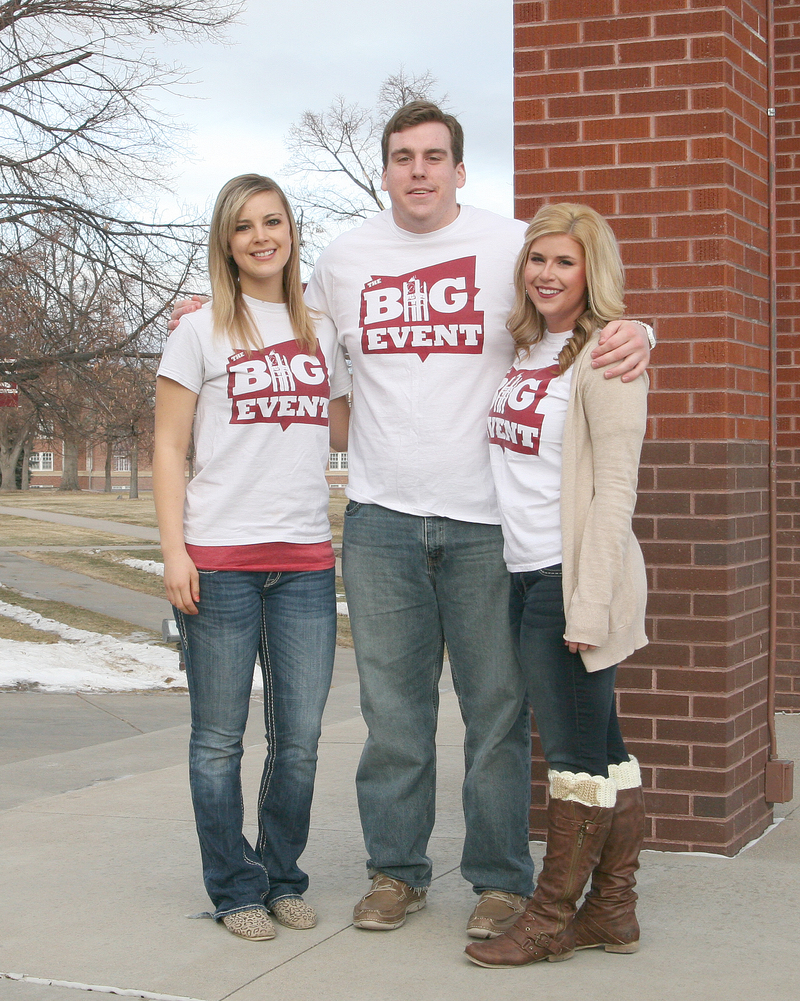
[514,0,791,854]
[775,3,800,708]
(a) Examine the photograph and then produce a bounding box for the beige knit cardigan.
[560,333,649,672]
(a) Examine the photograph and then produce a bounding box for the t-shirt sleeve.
[314,314,350,399]
[305,254,345,348]
[329,340,351,399]
[157,317,205,394]
[304,261,329,315]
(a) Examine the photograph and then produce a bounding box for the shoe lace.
[366,874,401,897]
[481,890,521,904]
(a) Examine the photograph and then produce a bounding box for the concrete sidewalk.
[0,687,797,1001]
[0,506,797,1001]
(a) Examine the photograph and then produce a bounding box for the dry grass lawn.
[0,489,354,645]
[328,490,347,547]
[0,515,142,547]
[0,491,158,527]
[1,490,347,540]
[15,548,166,597]
[0,614,60,644]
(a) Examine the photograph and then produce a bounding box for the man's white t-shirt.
[158,297,351,547]
[305,205,526,525]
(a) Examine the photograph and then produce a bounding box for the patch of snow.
[121,558,164,576]
[0,596,253,694]
[0,636,185,692]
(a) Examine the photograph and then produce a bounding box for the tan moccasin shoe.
[352,873,427,930]
[466,889,528,939]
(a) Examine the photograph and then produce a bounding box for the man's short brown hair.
[381,101,464,168]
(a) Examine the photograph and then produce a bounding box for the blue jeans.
[173,568,335,918]
[342,502,534,896]
[509,566,628,777]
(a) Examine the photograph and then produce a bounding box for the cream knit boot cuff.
[608,756,642,791]
[548,769,617,809]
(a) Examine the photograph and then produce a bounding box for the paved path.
[0,504,342,635]
[0,550,171,633]
[0,505,166,630]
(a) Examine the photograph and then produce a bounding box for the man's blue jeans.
[509,566,628,777]
[342,502,534,896]
[174,568,335,918]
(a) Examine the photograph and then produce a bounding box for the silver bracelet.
[633,320,656,350]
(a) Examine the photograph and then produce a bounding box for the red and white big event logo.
[359,257,484,361]
[226,339,329,429]
[487,364,560,456]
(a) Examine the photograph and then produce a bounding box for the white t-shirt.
[488,331,573,571]
[157,297,351,547]
[305,205,527,524]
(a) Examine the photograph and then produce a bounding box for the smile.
[535,287,562,297]
[251,249,276,259]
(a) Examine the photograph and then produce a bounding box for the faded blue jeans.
[342,502,534,896]
[174,568,335,918]
[509,565,628,777]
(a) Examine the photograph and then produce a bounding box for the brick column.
[514,0,785,853]
[774,3,800,709]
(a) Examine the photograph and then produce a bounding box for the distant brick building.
[26,437,348,492]
[27,439,153,492]
[514,0,797,853]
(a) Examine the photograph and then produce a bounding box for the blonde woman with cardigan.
[154,175,350,942]
[466,203,648,968]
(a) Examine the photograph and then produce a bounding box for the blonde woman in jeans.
[467,203,648,968]
[154,174,350,942]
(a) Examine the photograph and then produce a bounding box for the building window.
[329,452,348,471]
[29,452,54,471]
[114,454,131,472]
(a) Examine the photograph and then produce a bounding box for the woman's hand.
[168,294,208,332]
[164,551,201,615]
[565,639,597,654]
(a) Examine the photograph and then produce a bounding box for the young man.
[303,101,651,938]
[170,101,650,938]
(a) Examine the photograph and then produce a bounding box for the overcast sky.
[150,0,514,225]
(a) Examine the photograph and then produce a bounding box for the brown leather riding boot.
[573,757,645,954]
[465,773,615,969]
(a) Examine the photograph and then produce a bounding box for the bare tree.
[0,398,37,489]
[375,70,442,121]
[284,68,446,266]
[0,1,242,245]
[0,223,196,491]
[91,355,157,498]
[0,1,234,393]
[0,219,204,390]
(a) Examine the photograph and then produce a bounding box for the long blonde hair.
[507,203,625,373]
[208,174,316,353]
